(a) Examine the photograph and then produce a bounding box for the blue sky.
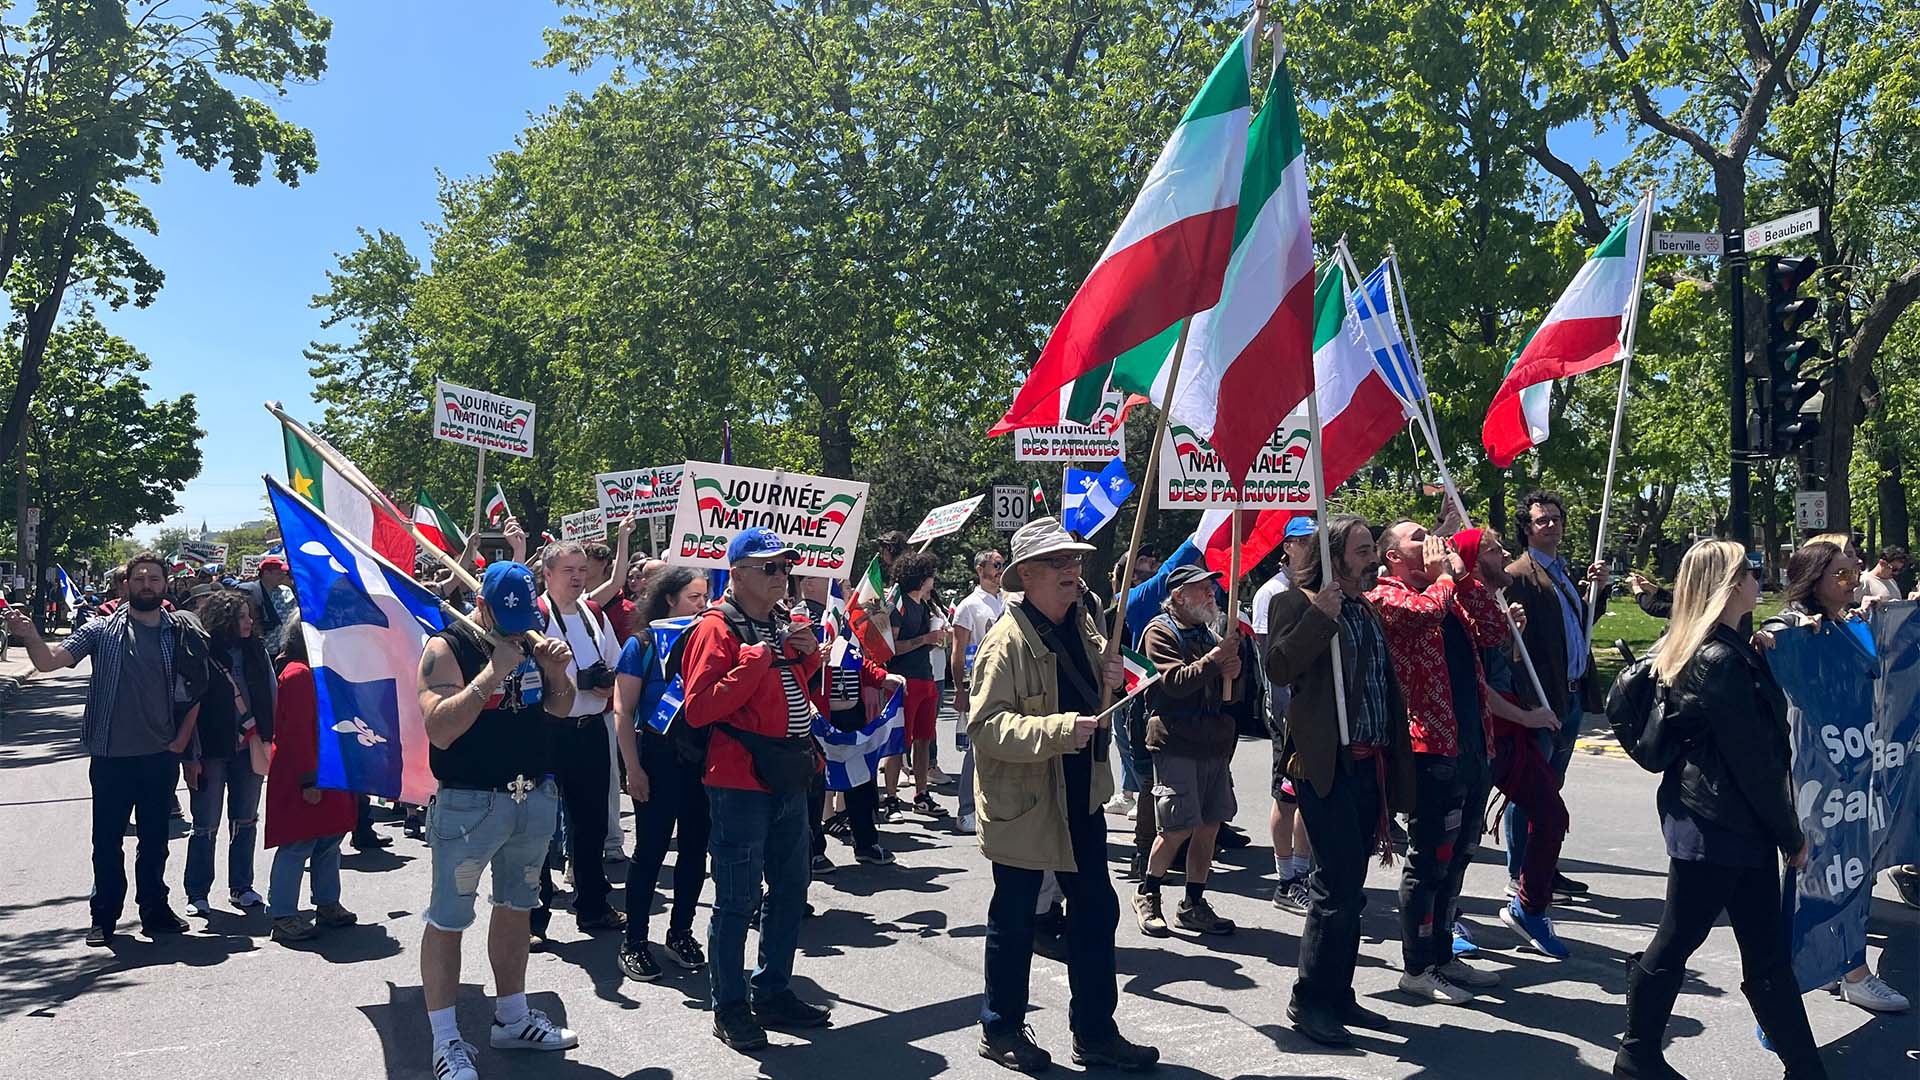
[109,1,603,540]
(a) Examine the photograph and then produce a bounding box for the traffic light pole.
[1727,228,1752,546]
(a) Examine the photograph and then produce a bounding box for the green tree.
[0,0,330,468]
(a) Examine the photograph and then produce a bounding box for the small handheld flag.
[413,489,468,554]
[1120,643,1160,695]
[485,483,511,526]
[1062,457,1134,539]
[1029,479,1047,515]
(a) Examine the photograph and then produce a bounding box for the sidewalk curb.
[1575,736,1627,759]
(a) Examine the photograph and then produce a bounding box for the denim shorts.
[422,780,559,931]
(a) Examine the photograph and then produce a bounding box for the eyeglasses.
[750,561,793,577]
[1530,515,1565,528]
[1032,554,1084,570]
[1833,566,1862,584]
[985,560,1005,569]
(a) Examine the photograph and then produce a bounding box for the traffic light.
[1762,255,1825,455]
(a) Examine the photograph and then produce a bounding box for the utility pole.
[1726,228,1752,545]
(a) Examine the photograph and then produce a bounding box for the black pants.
[625,735,710,946]
[1292,756,1382,1015]
[808,770,827,858]
[1433,750,1492,960]
[90,753,178,926]
[980,804,1121,1038]
[534,715,614,930]
[1643,856,1790,980]
[1399,752,1477,975]
[813,775,883,853]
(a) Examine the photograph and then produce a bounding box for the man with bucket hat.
[968,517,1159,1073]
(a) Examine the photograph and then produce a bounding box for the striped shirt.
[745,612,817,738]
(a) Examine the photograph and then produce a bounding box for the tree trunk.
[1633,482,1674,567]
[0,205,83,466]
[1879,430,1910,551]
[815,377,854,479]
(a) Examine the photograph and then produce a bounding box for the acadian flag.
[281,420,418,570]
[849,555,895,663]
[1483,192,1654,466]
[1122,47,1317,485]
[412,490,467,555]
[484,483,510,526]
[991,18,1256,435]
[1120,644,1161,696]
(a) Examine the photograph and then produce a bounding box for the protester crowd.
[6,491,1916,1080]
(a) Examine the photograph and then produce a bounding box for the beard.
[1178,600,1220,628]
[128,591,163,612]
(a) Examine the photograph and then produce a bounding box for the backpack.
[654,599,783,768]
[1604,646,1686,773]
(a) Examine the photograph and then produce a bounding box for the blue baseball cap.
[727,527,799,566]
[480,560,540,634]
[1284,517,1316,539]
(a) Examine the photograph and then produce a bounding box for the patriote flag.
[849,555,895,663]
[1120,644,1161,696]
[484,483,510,526]
[281,417,418,570]
[1120,46,1317,485]
[1029,479,1047,515]
[412,489,467,555]
[1483,192,1653,466]
[991,18,1256,435]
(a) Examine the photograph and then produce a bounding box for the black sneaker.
[1893,865,1920,909]
[811,853,837,877]
[620,942,662,982]
[577,908,628,933]
[979,1025,1052,1073]
[1344,1000,1394,1031]
[664,928,705,969]
[140,908,189,936]
[1216,823,1251,850]
[854,844,896,865]
[912,793,939,815]
[751,990,832,1030]
[824,811,853,841]
[1553,872,1590,899]
[1271,878,1309,915]
[350,828,391,851]
[84,924,112,948]
[1071,1030,1159,1071]
[713,1004,769,1051]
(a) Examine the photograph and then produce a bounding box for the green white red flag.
[1120,643,1161,695]
[849,555,896,663]
[412,490,467,555]
[485,483,510,526]
[990,19,1256,435]
[1483,192,1653,466]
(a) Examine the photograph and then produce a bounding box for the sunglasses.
[750,561,794,577]
[985,559,1005,569]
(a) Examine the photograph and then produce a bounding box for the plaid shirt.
[1366,573,1508,757]
[1339,597,1394,748]
[63,607,185,757]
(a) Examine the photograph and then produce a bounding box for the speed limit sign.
[992,484,1030,532]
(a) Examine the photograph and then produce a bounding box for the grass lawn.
[1588,595,1785,690]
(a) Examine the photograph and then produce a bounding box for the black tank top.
[428,624,553,788]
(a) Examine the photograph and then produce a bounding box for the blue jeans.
[1505,690,1583,877]
[269,835,343,917]
[185,750,262,902]
[1110,702,1140,793]
[706,785,810,1011]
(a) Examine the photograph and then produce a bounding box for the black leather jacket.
[1657,623,1803,859]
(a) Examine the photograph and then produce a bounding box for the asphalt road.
[0,660,1913,1080]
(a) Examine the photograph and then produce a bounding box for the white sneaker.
[1438,958,1501,988]
[432,1038,479,1080]
[490,1007,578,1051]
[230,888,264,909]
[1126,802,1140,821]
[1398,969,1475,1004]
[1837,973,1911,1013]
[956,813,977,835]
[1102,793,1133,815]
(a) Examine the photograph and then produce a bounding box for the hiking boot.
[315,902,358,928]
[664,928,705,969]
[1071,1030,1159,1071]
[1286,1000,1352,1047]
[979,1025,1051,1073]
[1174,896,1234,935]
[1132,891,1169,937]
[713,1005,768,1051]
[752,990,832,1030]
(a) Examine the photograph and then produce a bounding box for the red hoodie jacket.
[1366,572,1508,758]
[681,603,825,792]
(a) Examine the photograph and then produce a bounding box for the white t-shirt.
[1250,566,1296,635]
[544,594,617,716]
[1859,572,1901,603]
[952,587,1009,677]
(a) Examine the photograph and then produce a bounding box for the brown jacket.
[1139,611,1238,758]
[1505,550,1608,716]
[1262,585,1415,810]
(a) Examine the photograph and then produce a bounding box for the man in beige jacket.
[968,517,1158,1075]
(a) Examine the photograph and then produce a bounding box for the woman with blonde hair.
[1615,540,1826,1080]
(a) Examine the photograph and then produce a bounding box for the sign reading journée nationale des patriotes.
[667,461,869,579]
[1157,413,1322,510]
[595,465,684,523]
[434,379,536,458]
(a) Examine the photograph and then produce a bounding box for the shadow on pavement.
[0,678,91,771]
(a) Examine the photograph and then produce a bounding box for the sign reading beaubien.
[434,379,536,458]
[667,461,869,579]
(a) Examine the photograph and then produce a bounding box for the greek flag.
[1062,457,1134,539]
[1355,260,1426,411]
[645,615,699,734]
[813,688,906,791]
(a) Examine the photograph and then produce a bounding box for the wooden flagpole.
[1223,505,1243,701]
[471,448,488,537]
[1584,190,1656,648]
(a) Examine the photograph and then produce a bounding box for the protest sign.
[907,494,986,545]
[596,465,683,523]
[174,540,228,567]
[561,507,607,541]
[433,379,536,458]
[240,553,265,576]
[667,461,868,579]
[1157,413,1320,509]
[1773,606,1920,991]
